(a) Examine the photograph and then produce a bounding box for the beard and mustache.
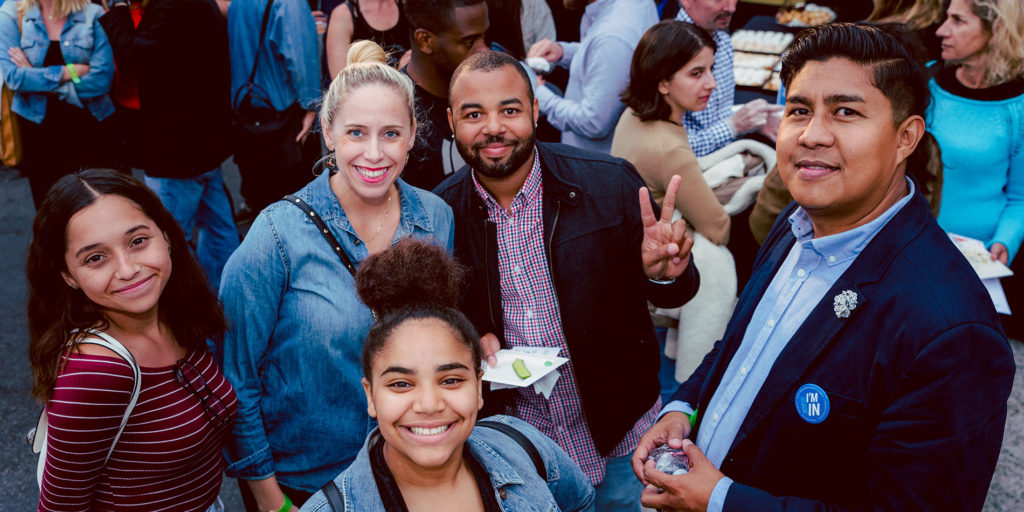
[456,130,537,179]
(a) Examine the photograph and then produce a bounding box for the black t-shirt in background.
[401,72,467,191]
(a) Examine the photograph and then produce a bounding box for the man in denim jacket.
[228,0,321,213]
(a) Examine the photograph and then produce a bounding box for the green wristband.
[277,494,292,512]
[66,63,80,84]
[689,408,699,427]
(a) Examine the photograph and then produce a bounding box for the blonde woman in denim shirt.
[0,0,115,207]
[218,40,454,512]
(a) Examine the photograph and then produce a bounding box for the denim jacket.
[0,2,114,123]
[218,171,454,492]
[227,0,320,112]
[299,415,596,512]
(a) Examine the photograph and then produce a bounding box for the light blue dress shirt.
[675,8,734,156]
[662,179,916,511]
[535,0,656,153]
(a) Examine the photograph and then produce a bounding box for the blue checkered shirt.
[675,8,736,156]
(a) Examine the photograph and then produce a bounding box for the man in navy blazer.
[631,23,1016,511]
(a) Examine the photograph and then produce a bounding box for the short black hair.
[405,0,486,34]
[622,21,717,122]
[781,22,929,124]
[448,50,535,108]
[782,23,939,196]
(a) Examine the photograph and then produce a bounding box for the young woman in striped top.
[27,169,238,511]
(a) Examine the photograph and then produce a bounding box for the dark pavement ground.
[1,163,1022,511]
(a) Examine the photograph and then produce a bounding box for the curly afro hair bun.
[355,239,482,380]
[355,238,465,317]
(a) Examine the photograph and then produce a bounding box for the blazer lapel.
[727,282,867,451]
[726,193,932,450]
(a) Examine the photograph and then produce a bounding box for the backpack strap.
[284,194,358,276]
[317,421,544,510]
[476,420,547,480]
[320,479,346,511]
[33,329,142,488]
[77,328,142,463]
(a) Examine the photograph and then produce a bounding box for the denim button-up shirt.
[0,2,114,123]
[227,0,320,112]
[299,415,596,512]
[218,172,454,492]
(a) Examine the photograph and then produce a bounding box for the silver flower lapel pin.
[833,290,858,319]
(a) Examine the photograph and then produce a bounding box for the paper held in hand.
[949,233,1013,280]
[948,233,1012,315]
[483,348,568,388]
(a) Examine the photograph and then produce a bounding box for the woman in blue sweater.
[928,0,1024,264]
[928,0,1024,335]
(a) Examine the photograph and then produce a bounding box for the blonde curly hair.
[870,0,944,31]
[969,0,1024,85]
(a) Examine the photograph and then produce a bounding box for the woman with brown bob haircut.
[611,20,730,246]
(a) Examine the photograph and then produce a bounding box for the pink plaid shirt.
[472,151,661,484]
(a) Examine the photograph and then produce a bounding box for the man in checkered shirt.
[435,51,700,511]
[677,0,781,156]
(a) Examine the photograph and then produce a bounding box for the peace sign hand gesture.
[640,175,693,281]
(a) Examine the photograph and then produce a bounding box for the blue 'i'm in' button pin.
[795,384,830,424]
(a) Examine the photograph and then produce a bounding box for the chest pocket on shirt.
[66,35,94,61]
[495,490,560,512]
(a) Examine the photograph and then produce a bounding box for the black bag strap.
[318,421,546,511]
[321,478,346,512]
[283,194,357,276]
[477,420,547,480]
[247,0,275,86]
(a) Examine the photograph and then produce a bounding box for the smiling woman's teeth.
[359,167,387,179]
[409,425,449,436]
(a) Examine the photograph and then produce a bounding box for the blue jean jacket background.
[218,172,455,492]
[227,0,320,112]
[0,2,114,123]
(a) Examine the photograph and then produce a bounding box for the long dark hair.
[621,20,717,122]
[354,239,480,381]
[27,169,226,402]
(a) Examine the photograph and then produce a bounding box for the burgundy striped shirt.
[38,349,238,511]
